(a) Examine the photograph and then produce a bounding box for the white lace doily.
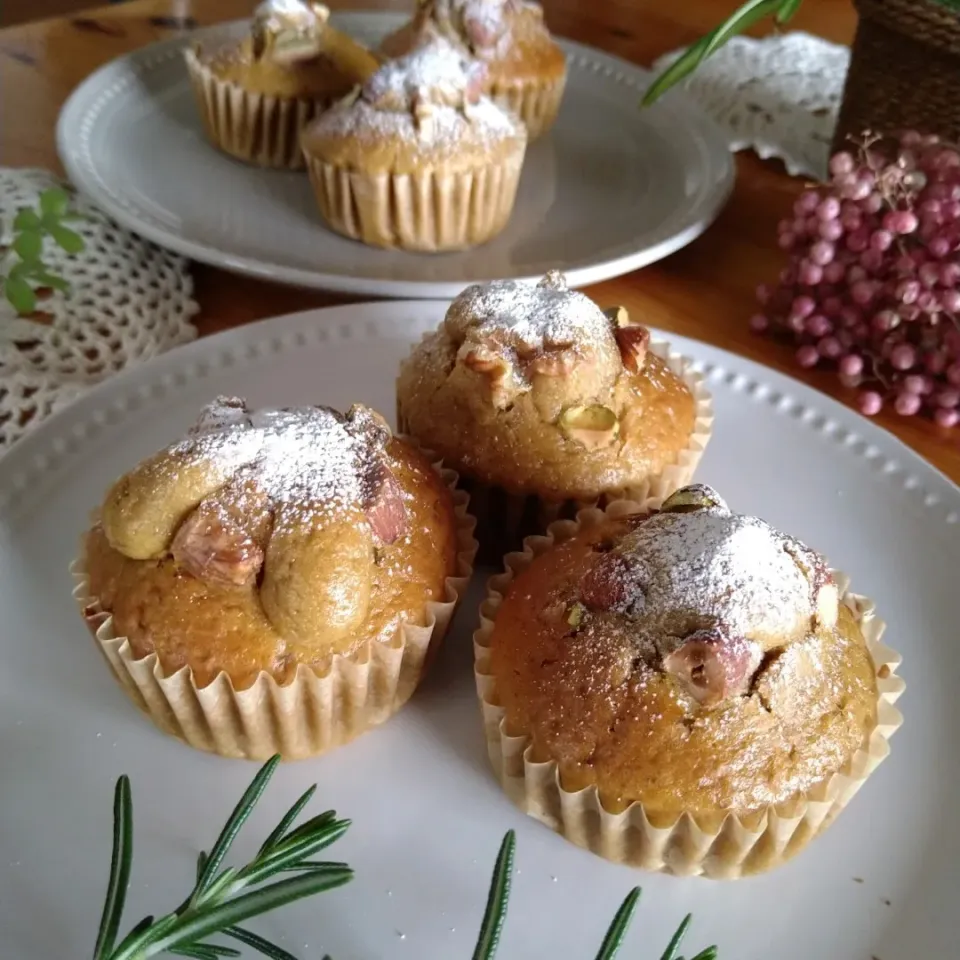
[652,31,851,181]
[1,169,198,452]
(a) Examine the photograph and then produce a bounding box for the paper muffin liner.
[398,338,713,560]
[473,500,905,879]
[488,70,567,140]
[71,451,478,762]
[185,47,333,169]
[303,149,525,252]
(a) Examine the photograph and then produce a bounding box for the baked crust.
[396,274,696,501]
[379,0,566,87]
[301,34,526,176]
[195,2,379,99]
[83,401,458,690]
[487,501,879,822]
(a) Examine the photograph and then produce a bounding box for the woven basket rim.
[856,0,960,52]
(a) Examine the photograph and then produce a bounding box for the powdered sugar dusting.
[445,272,615,354]
[312,35,522,149]
[609,494,820,649]
[364,33,484,107]
[172,399,379,518]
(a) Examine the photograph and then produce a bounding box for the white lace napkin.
[1,168,199,452]
[652,31,851,180]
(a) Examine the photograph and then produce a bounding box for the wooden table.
[2,0,958,483]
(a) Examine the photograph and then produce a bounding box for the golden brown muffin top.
[380,0,566,85]
[488,486,879,823]
[193,1,379,98]
[92,398,458,686]
[397,272,696,501]
[301,34,526,174]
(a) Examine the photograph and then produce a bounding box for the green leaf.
[109,912,179,960]
[642,0,784,105]
[50,224,85,255]
[29,269,69,293]
[659,914,692,960]
[196,851,208,883]
[594,888,642,960]
[13,208,41,231]
[12,228,43,263]
[774,0,803,23]
[92,777,134,960]
[39,187,70,218]
[274,810,338,850]
[194,756,281,899]
[688,948,719,960]
[257,786,318,855]
[168,947,220,960]
[225,925,300,960]
[149,869,354,955]
[278,860,350,874]
[5,271,37,315]
[244,822,350,885]
[472,830,515,960]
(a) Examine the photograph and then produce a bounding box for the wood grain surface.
[1,0,958,483]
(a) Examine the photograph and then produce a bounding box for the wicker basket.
[834,0,960,150]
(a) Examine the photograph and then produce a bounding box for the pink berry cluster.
[751,131,960,427]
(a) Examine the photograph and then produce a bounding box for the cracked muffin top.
[487,484,879,824]
[190,1,379,99]
[83,397,458,689]
[396,271,697,502]
[379,0,566,88]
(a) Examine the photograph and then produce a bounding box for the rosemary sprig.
[92,756,353,960]
[93,757,718,959]
[3,186,84,315]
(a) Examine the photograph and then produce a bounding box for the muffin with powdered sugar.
[73,397,476,760]
[186,1,380,168]
[301,33,527,251]
[379,0,567,139]
[396,270,712,553]
[474,484,904,878]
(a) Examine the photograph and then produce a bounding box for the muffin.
[72,398,476,760]
[474,485,904,878]
[396,271,712,555]
[185,1,380,168]
[301,34,527,251]
[380,0,567,139]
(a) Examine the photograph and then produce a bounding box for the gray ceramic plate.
[56,12,734,298]
[1,301,957,958]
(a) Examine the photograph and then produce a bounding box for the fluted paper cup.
[72,454,477,761]
[473,501,904,879]
[303,149,525,252]
[185,47,332,169]
[489,70,567,140]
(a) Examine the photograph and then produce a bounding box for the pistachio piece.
[567,602,586,628]
[660,484,728,514]
[460,343,517,409]
[558,404,620,450]
[815,580,839,630]
[615,325,649,373]
[538,270,568,291]
[603,305,630,328]
[345,403,392,448]
[579,554,631,611]
[663,629,762,706]
[171,500,266,588]
[360,460,408,545]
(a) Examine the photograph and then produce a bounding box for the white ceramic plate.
[56,12,734,298]
[1,302,958,959]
